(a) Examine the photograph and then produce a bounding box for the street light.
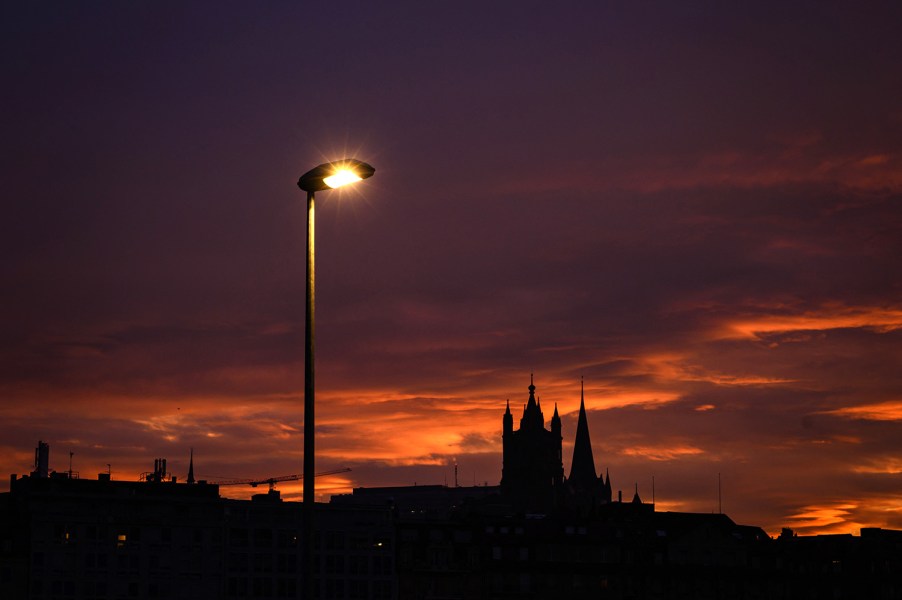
[297,158,375,599]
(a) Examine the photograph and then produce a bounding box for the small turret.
[503,400,513,435]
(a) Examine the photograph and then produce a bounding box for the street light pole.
[303,188,316,600]
[297,158,374,600]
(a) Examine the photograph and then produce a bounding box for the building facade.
[0,470,395,600]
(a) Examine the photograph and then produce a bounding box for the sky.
[2,2,901,537]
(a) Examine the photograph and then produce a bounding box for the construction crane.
[213,467,351,492]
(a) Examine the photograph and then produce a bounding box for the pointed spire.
[521,375,545,429]
[503,398,514,433]
[569,378,598,487]
[527,373,537,409]
[187,448,195,484]
[550,401,561,432]
[632,482,642,504]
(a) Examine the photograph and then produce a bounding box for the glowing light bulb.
[323,169,363,189]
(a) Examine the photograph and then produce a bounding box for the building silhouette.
[4,379,902,598]
[502,377,614,513]
[500,375,563,510]
[1,448,395,600]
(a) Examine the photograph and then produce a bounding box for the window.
[253,529,272,548]
[349,579,368,599]
[373,581,392,600]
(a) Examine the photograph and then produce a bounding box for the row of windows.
[223,577,393,600]
[31,549,392,577]
[29,576,396,600]
[49,524,217,546]
[44,523,391,552]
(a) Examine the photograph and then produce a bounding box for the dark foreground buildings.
[3,379,902,599]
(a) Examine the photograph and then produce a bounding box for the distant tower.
[500,376,564,510]
[568,378,597,489]
[564,378,612,510]
[187,448,196,484]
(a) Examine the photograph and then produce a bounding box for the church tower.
[569,378,598,488]
[564,378,612,510]
[500,376,564,510]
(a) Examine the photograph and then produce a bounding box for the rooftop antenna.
[652,475,655,505]
[68,451,74,479]
[454,461,459,488]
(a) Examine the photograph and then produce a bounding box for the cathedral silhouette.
[501,376,619,513]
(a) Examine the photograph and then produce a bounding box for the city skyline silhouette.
[3,1,902,543]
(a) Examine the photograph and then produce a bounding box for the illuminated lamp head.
[297,158,375,193]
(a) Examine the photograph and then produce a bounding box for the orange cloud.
[632,352,793,387]
[852,458,902,475]
[719,304,902,341]
[784,503,863,535]
[619,445,705,461]
[822,401,902,422]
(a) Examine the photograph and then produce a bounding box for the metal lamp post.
[296,158,375,599]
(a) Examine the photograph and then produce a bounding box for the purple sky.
[2,2,902,535]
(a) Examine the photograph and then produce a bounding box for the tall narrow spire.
[503,398,514,434]
[521,375,544,429]
[568,378,598,487]
[187,448,195,484]
[526,374,537,409]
